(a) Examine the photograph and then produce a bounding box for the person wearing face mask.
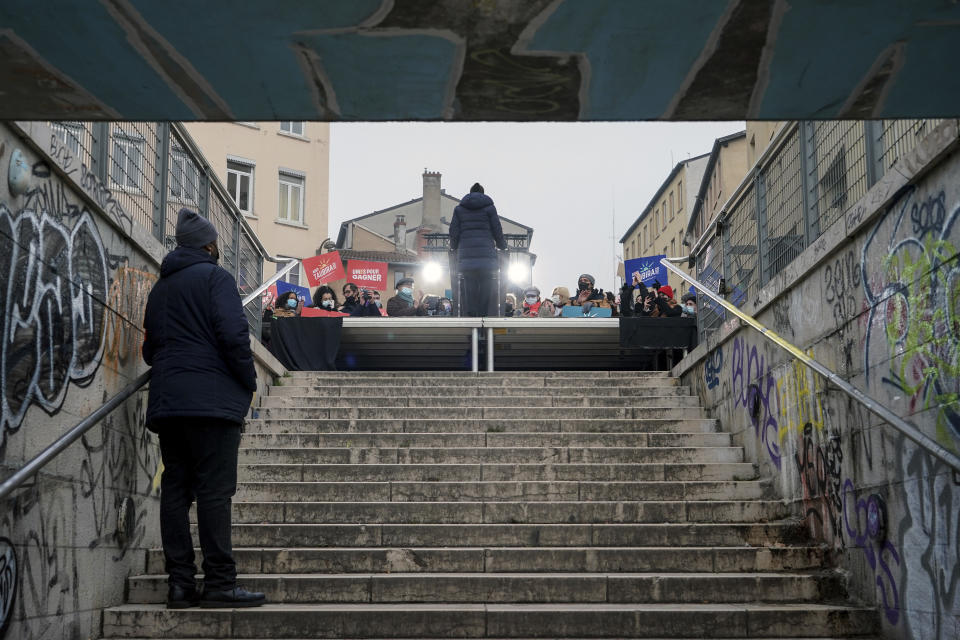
[141,208,265,609]
[569,274,611,311]
[436,297,453,316]
[520,286,542,317]
[550,287,570,316]
[503,293,518,317]
[270,291,302,318]
[310,285,339,312]
[681,293,697,317]
[387,277,428,316]
[339,282,381,317]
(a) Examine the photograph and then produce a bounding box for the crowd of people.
[502,272,698,319]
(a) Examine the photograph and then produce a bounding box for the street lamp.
[423,261,443,283]
[508,262,527,284]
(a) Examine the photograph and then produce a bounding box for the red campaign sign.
[302,251,345,287]
[345,260,388,289]
[261,283,278,309]
[301,307,349,318]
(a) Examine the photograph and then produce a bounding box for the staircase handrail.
[0,258,300,502]
[659,256,960,474]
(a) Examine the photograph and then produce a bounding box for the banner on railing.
[624,255,666,286]
[277,281,313,306]
[301,307,349,318]
[303,252,346,287]
[346,260,387,289]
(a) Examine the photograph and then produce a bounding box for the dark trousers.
[157,418,242,591]
[460,268,497,317]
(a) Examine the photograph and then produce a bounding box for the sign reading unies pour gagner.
[302,251,346,287]
[345,260,388,289]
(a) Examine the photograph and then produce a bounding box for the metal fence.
[49,120,272,337]
[693,118,957,342]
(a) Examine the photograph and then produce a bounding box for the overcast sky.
[328,121,744,292]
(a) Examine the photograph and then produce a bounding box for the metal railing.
[661,256,960,475]
[690,119,959,343]
[0,258,299,503]
[47,120,289,337]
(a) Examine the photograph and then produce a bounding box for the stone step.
[261,394,701,408]
[103,603,878,638]
[284,385,689,397]
[127,571,844,605]
[220,500,792,525]
[239,462,759,483]
[239,432,733,449]
[242,418,720,435]
[253,407,706,421]
[282,377,678,388]
[287,370,675,379]
[237,446,745,465]
[188,523,807,549]
[234,480,766,503]
[147,545,827,575]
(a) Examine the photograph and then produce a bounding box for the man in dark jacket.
[340,282,381,317]
[450,183,507,316]
[142,208,265,609]
[387,277,428,316]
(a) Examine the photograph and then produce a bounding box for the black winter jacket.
[339,297,381,317]
[449,192,507,271]
[142,247,256,430]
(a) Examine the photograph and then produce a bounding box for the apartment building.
[182,121,330,286]
[619,154,709,295]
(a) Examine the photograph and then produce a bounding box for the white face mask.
[525,296,538,305]
[684,305,696,315]
[401,287,413,296]
[550,294,561,305]
[321,299,335,309]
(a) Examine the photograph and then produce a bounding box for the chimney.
[393,214,407,252]
[422,169,442,231]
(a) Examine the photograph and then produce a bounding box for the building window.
[643,225,648,249]
[276,257,300,286]
[110,127,144,190]
[678,181,682,212]
[227,161,254,215]
[169,146,198,202]
[662,203,667,229]
[671,238,676,256]
[278,172,305,224]
[394,271,405,289]
[52,122,84,156]
[669,192,675,220]
[280,121,305,136]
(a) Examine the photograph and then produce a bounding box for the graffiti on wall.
[0,203,109,448]
[103,266,157,370]
[795,423,844,547]
[862,188,960,452]
[730,336,782,469]
[703,346,723,390]
[0,538,15,638]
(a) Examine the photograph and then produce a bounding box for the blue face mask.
[286,298,298,309]
[321,299,335,309]
[401,287,413,296]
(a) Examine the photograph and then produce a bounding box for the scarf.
[397,290,415,306]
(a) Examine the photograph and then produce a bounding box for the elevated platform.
[334,318,691,371]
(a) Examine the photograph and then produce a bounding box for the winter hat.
[175,208,218,249]
[552,286,570,302]
[578,274,595,287]
[523,286,540,298]
[659,285,674,299]
[681,292,697,303]
[470,183,484,193]
[396,277,415,289]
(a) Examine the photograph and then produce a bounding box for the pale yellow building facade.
[182,121,330,286]
[620,154,709,296]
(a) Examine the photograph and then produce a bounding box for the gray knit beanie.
[578,273,596,287]
[175,208,218,249]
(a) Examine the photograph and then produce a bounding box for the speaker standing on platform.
[449,182,508,317]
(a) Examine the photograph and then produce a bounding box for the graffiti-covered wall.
[678,124,960,639]
[0,122,163,640]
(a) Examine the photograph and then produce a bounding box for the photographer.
[340,282,381,317]
[620,273,680,318]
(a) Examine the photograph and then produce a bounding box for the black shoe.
[200,586,266,608]
[166,584,201,609]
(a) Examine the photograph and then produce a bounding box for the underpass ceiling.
[1,0,958,121]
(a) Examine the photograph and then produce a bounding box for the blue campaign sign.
[277,280,313,306]
[624,255,666,286]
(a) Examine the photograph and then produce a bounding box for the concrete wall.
[0,122,284,640]
[675,121,960,639]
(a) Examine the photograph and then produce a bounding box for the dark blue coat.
[449,193,507,271]
[142,246,256,429]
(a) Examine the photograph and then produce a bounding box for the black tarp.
[619,317,698,350]
[267,317,342,371]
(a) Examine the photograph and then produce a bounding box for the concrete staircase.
[103,371,877,639]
